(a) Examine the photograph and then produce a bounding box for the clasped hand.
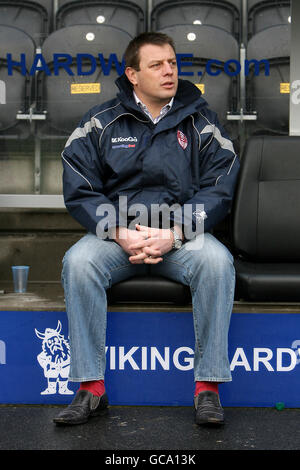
[114,224,174,264]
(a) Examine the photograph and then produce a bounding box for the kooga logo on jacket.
[111,136,138,143]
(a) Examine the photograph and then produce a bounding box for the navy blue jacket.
[62,74,240,239]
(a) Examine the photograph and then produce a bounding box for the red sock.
[194,381,219,396]
[79,380,105,397]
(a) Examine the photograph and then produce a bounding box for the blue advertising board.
[0,310,299,407]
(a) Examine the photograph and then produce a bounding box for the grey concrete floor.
[0,404,299,451]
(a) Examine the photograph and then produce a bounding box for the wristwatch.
[170,227,183,249]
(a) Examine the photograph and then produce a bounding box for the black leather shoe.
[53,389,109,426]
[194,391,225,426]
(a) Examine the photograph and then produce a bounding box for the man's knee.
[62,243,90,275]
[187,234,233,275]
[62,235,102,274]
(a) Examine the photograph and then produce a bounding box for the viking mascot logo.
[35,321,74,395]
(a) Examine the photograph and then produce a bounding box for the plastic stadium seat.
[107,275,191,305]
[57,0,147,13]
[36,24,132,136]
[248,0,291,38]
[151,0,240,39]
[246,24,290,135]
[152,0,241,10]
[0,25,35,137]
[158,24,239,127]
[34,0,55,32]
[0,0,49,46]
[232,135,300,301]
[56,0,145,36]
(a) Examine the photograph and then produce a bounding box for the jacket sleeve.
[62,110,120,238]
[172,109,240,240]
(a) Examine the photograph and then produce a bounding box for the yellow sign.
[280,83,290,94]
[71,83,101,94]
[195,83,205,94]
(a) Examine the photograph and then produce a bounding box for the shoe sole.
[195,417,225,426]
[53,407,109,426]
[53,417,89,426]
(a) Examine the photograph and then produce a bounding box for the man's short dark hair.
[124,32,176,71]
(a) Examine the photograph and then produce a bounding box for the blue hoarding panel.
[0,310,299,407]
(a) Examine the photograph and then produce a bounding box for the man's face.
[125,43,178,107]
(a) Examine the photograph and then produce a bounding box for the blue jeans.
[62,232,235,383]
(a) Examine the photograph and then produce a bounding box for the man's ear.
[125,67,138,86]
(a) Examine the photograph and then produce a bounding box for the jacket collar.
[115,74,207,118]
